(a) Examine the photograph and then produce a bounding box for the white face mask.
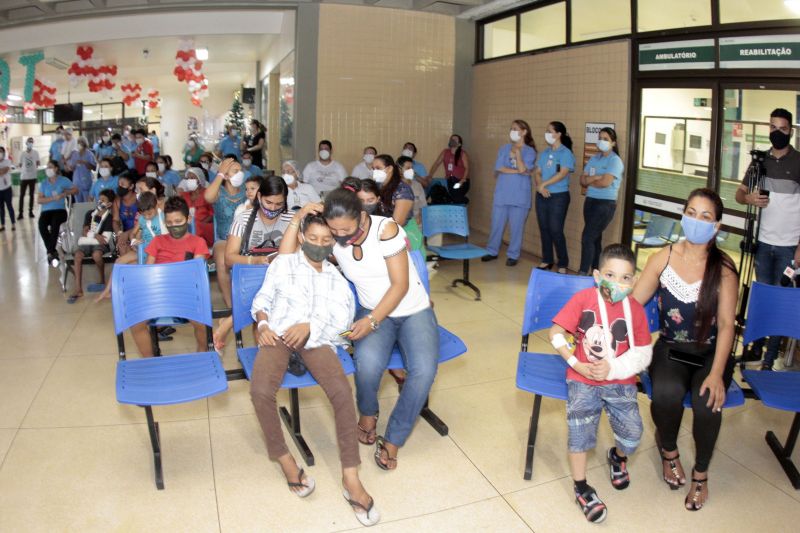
[26,142,33,150]
[136,138,145,145]
[401,149,414,158]
[102,135,110,142]
[545,132,556,145]
[242,159,252,167]
[157,163,166,172]
[403,168,415,180]
[596,139,612,153]
[229,171,245,187]
[45,168,56,178]
[99,167,111,178]
[146,171,157,179]
[282,173,296,186]
[201,162,210,170]
[509,130,521,143]
[181,179,199,192]
[363,153,375,164]
[230,130,238,137]
[372,168,388,183]
[319,149,331,161]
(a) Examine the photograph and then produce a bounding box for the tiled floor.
[1,218,799,532]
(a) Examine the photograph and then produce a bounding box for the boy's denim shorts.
[566,380,643,455]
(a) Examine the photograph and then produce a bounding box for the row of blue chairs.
[515,269,800,489]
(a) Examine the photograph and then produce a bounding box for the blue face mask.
[596,139,612,152]
[681,214,717,245]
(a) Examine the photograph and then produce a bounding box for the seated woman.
[179,167,215,248]
[282,160,321,210]
[156,154,181,196]
[632,188,738,511]
[282,187,439,472]
[68,189,116,303]
[250,210,379,526]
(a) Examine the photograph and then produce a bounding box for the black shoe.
[0,226,4,232]
[760,363,773,371]
[741,346,763,362]
[481,254,498,262]
[536,262,554,270]
[16,214,23,221]
[506,258,518,267]
[29,212,35,218]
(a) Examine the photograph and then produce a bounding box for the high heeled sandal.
[659,449,685,490]
[685,471,708,511]
[286,468,315,498]
[343,489,381,527]
[357,414,378,445]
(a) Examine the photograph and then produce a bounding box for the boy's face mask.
[167,222,189,239]
[596,277,633,304]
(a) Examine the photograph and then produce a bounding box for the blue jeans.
[753,241,796,366]
[353,306,439,447]
[566,380,642,455]
[535,191,570,267]
[579,198,616,274]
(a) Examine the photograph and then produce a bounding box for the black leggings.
[38,209,68,256]
[18,179,36,214]
[649,339,734,472]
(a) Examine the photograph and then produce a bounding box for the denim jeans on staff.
[753,241,796,366]
[535,191,570,268]
[353,306,439,447]
[579,198,616,273]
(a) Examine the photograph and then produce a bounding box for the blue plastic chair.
[632,214,678,268]
[741,282,800,489]
[230,262,356,467]
[422,205,488,300]
[516,269,595,480]
[113,259,226,490]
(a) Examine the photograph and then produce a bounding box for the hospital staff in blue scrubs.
[534,121,575,273]
[482,120,537,267]
[217,126,242,161]
[578,127,624,275]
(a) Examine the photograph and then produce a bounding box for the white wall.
[260,10,296,80]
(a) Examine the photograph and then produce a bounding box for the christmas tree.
[228,94,245,131]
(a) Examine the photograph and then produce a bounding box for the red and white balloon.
[121,82,141,106]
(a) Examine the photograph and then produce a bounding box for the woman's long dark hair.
[324,187,363,221]
[686,188,738,343]
[259,175,289,214]
[375,154,403,213]
[451,134,464,165]
[550,121,573,151]
[512,119,536,152]
[599,127,620,156]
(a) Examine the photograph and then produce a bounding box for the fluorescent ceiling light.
[786,0,800,14]
[7,94,22,101]
[196,48,209,60]
[84,109,94,114]
[280,77,294,85]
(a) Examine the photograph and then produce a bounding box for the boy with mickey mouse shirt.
[550,244,653,524]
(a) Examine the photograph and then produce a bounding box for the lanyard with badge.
[595,291,636,358]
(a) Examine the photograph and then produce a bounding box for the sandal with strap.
[343,489,381,527]
[575,484,607,523]
[659,449,685,490]
[607,448,630,490]
[685,471,708,511]
[357,414,378,446]
[287,468,315,498]
[374,437,398,471]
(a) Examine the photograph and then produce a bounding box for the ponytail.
[550,121,573,151]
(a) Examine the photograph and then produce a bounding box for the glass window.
[720,0,800,24]
[571,0,631,42]
[483,16,517,59]
[520,2,566,52]
[637,0,711,32]
[279,52,295,162]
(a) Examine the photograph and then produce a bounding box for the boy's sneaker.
[607,447,631,490]
[575,483,607,523]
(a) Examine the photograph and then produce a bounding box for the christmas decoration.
[0,58,9,101]
[23,102,37,118]
[121,82,142,106]
[174,39,209,106]
[67,44,117,94]
[31,78,57,108]
[18,52,44,102]
[146,88,161,109]
[228,94,245,130]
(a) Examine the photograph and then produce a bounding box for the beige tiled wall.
[316,4,455,171]
[470,40,631,270]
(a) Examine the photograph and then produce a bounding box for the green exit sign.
[694,98,710,107]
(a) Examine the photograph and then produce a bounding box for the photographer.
[735,108,800,370]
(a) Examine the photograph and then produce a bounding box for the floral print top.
[657,260,716,345]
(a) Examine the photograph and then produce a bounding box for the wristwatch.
[367,313,380,331]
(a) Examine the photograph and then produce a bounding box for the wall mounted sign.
[719,35,800,69]
[639,39,715,71]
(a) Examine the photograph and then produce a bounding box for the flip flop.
[87,283,105,293]
[343,489,380,526]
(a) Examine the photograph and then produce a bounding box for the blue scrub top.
[219,135,242,160]
[40,176,73,212]
[90,175,119,200]
[584,152,624,201]
[122,140,137,169]
[159,169,182,187]
[49,139,64,163]
[493,143,537,209]
[244,165,264,179]
[94,143,115,160]
[149,135,160,153]
[412,160,427,178]
[536,144,575,194]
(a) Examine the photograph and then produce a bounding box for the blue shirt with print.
[536,144,575,194]
[493,143,538,209]
[40,176,73,212]
[585,152,624,201]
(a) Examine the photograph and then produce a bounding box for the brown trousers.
[250,343,360,468]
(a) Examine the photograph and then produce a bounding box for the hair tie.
[343,185,356,192]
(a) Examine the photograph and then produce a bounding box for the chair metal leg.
[524,394,543,481]
[765,412,800,489]
[149,325,161,357]
[279,388,315,466]
[144,406,164,490]
[451,259,481,300]
[420,396,449,436]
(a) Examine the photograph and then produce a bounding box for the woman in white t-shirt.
[351,146,377,181]
[282,188,439,471]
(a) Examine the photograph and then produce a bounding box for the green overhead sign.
[639,39,715,71]
[720,35,800,68]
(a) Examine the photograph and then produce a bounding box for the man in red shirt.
[129,196,209,356]
[132,128,154,178]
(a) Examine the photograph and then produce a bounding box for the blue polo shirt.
[218,135,241,160]
[93,143,115,160]
[493,143,538,209]
[244,165,264,178]
[412,160,427,178]
[159,169,181,188]
[585,152,624,201]
[40,176,73,212]
[122,139,137,170]
[536,144,575,194]
[90,175,119,200]
[49,139,64,163]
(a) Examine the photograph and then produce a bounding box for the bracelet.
[288,221,300,229]
[257,320,269,331]
[367,313,380,331]
[567,356,578,368]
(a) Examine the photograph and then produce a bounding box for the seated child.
[68,189,116,303]
[549,244,653,524]
[129,196,210,357]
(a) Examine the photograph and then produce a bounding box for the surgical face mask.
[363,202,379,215]
[230,129,238,137]
[334,226,364,247]
[301,241,334,263]
[45,168,56,178]
[282,173,296,186]
[102,135,110,142]
[545,132,556,145]
[596,139,612,153]
[509,130,521,143]
[136,138,144,145]
[260,203,282,220]
[166,222,189,239]
[26,142,33,149]
[181,179,199,192]
[597,278,633,304]
[372,168,388,183]
[363,153,375,164]
[157,163,166,172]
[201,162,210,170]
[401,148,414,158]
[319,149,331,160]
[770,130,791,150]
[403,168,415,180]
[229,171,245,187]
[681,214,717,245]
[146,171,157,179]
[242,159,252,167]
[98,167,111,178]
